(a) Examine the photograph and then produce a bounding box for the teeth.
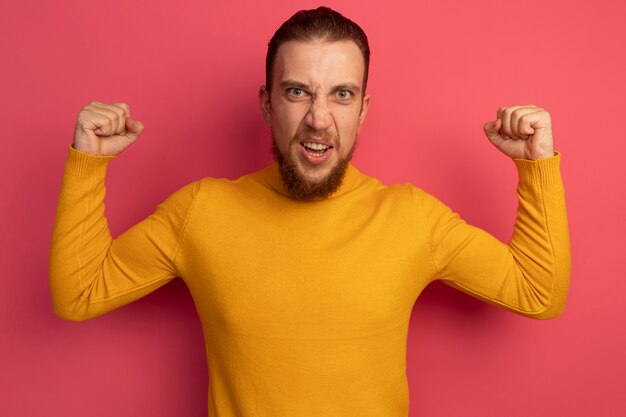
[303,142,330,150]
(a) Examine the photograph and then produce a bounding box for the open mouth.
[301,142,333,157]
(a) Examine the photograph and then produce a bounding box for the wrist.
[65,144,116,178]
[72,142,100,156]
[527,151,555,160]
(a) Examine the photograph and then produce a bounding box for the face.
[259,39,370,200]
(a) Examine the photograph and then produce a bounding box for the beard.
[271,131,358,201]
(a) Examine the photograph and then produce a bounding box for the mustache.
[292,128,340,148]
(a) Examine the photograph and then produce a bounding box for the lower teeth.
[306,148,325,156]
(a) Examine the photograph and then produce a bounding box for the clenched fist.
[483,104,554,160]
[73,101,144,156]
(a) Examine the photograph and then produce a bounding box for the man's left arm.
[420,105,571,319]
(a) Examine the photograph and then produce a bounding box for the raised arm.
[49,102,199,321]
[420,105,571,319]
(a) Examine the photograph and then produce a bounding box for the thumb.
[483,118,502,141]
[125,118,144,139]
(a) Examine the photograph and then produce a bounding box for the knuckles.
[79,101,129,124]
[498,105,551,123]
[495,105,552,139]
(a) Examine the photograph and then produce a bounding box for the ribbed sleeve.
[62,144,117,178]
[513,151,563,188]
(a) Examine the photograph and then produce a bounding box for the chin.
[271,137,353,201]
[297,161,335,183]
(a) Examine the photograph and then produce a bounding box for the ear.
[258,85,272,126]
[357,93,371,132]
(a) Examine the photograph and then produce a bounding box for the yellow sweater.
[50,145,570,416]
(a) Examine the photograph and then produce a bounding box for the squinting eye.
[336,90,352,100]
[288,88,305,97]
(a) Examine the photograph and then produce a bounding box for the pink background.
[2,0,625,416]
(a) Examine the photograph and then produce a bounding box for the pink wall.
[2,0,625,416]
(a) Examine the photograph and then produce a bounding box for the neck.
[262,161,363,200]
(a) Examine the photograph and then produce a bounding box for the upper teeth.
[304,142,330,150]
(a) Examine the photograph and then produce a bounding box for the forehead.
[273,39,365,87]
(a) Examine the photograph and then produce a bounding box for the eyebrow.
[279,80,362,94]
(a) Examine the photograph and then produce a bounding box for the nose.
[304,95,333,131]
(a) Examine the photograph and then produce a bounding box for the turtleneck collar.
[257,161,366,201]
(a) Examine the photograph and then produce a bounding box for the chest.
[181,194,433,338]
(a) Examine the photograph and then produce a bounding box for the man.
[50,6,570,417]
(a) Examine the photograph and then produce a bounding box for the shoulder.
[185,167,272,207]
[364,175,454,222]
[350,168,445,217]
[357,170,432,205]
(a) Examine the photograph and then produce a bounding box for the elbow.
[49,270,99,322]
[533,274,571,320]
[525,296,568,320]
[519,264,570,320]
[52,303,92,322]
[50,289,99,322]
[509,302,566,320]
[531,305,566,320]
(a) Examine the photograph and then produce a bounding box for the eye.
[287,88,307,97]
[335,90,353,100]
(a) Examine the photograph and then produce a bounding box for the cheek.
[273,106,307,136]
[271,116,295,153]
[336,109,361,139]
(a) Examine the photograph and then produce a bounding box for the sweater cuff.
[513,151,562,188]
[63,144,117,178]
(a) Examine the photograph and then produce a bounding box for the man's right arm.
[49,102,199,321]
